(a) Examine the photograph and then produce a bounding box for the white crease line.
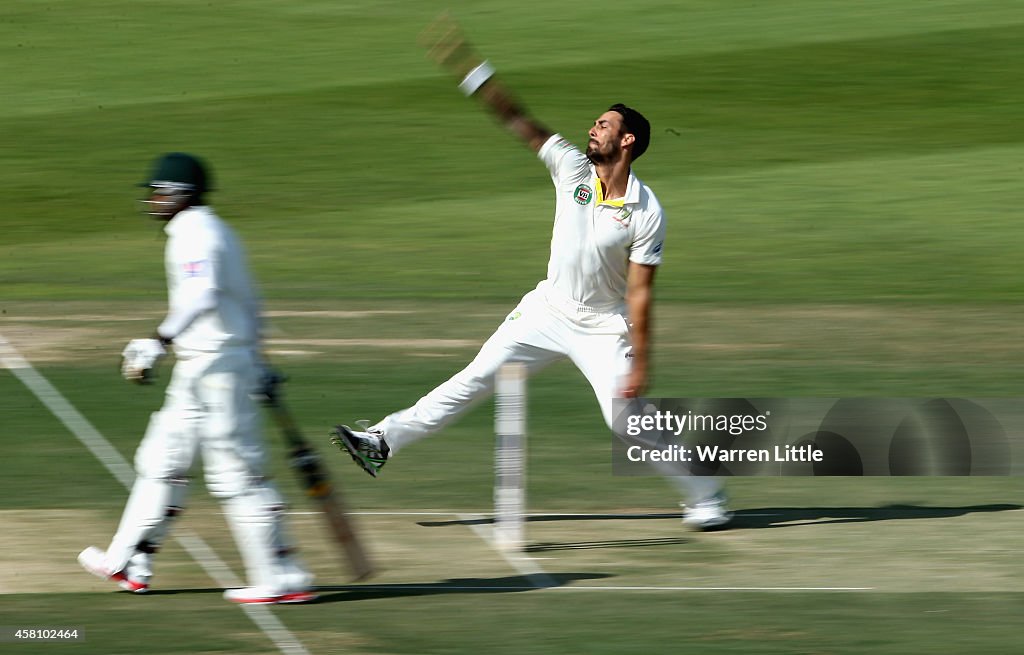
[267,338,475,348]
[287,511,783,518]
[326,584,873,592]
[288,511,463,516]
[0,333,310,655]
[456,512,558,589]
[548,586,874,591]
[1,315,157,322]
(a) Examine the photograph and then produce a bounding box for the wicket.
[494,362,527,552]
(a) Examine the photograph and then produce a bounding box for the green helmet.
[140,152,212,193]
[139,153,212,218]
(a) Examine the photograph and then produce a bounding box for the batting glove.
[252,366,287,406]
[121,338,167,384]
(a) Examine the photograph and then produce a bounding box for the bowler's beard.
[586,141,615,164]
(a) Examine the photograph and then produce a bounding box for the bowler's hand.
[619,362,648,399]
[419,12,480,78]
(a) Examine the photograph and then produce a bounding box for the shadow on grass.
[732,503,1023,529]
[417,513,680,528]
[312,572,613,603]
[419,504,1023,531]
[419,514,693,550]
[141,588,225,597]
[526,537,690,552]
[139,573,614,602]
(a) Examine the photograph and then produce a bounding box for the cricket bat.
[264,389,374,581]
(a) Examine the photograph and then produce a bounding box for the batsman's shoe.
[77,546,150,593]
[330,425,390,478]
[223,586,318,605]
[681,492,733,531]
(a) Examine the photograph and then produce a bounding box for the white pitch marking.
[456,512,557,589]
[262,310,413,319]
[286,511,784,518]
[267,338,474,348]
[1,314,158,322]
[324,584,873,592]
[0,334,310,655]
[549,586,874,592]
[288,511,462,516]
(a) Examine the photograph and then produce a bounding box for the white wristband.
[458,60,495,96]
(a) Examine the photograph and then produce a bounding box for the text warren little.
[626,444,824,463]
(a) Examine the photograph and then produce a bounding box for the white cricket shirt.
[537,134,666,312]
[162,206,261,355]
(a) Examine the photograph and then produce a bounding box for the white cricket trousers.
[374,287,723,504]
[104,348,310,592]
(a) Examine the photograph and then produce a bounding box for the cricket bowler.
[332,17,731,529]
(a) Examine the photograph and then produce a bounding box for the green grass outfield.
[2,1,1023,653]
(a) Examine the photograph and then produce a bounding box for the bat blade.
[288,444,374,581]
[267,397,374,581]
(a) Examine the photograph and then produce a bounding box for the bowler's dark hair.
[608,103,650,161]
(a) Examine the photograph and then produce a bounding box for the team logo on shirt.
[573,184,593,205]
[611,208,633,229]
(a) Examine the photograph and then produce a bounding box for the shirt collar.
[591,168,640,208]
[163,206,204,236]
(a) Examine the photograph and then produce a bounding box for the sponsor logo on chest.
[573,184,593,205]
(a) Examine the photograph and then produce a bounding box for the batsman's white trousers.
[105,348,310,592]
[374,285,722,504]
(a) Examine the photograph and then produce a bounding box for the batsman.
[78,153,316,604]
[332,15,731,529]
